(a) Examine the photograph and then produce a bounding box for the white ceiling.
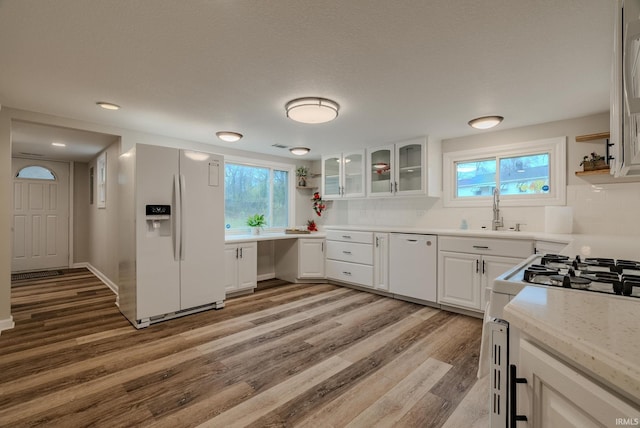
[0,0,613,161]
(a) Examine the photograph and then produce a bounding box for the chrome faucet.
[492,187,503,230]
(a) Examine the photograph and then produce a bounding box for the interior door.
[12,158,70,272]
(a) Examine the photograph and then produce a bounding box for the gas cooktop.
[522,254,640,298]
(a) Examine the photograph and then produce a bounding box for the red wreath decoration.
[312,192,326,216]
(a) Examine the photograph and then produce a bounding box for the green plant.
[296,166,308,177]
[580,152,605,166]
[246,214,266,227]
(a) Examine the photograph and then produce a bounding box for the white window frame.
[224,155,295,233]
[443,137,566,207]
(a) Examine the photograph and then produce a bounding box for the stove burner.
[583,258,616,268]
[581,271,620,284]
[540,254,569,265]
[549,274,591,289]
[618,259,640,272]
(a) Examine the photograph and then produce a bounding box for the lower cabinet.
[516,339,638,427]
[326,230,374,287]
[438,236,533,312]
[273,238,325,282]
[224,242,257,294]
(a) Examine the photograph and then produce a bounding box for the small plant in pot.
[296,166,308,187]
[580,152,608,171]
[247,214,266,235]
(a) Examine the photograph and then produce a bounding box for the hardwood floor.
[0,269,488,427]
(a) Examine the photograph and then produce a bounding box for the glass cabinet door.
[343,151,365,197]
[368,146,393,196]
[396,142,424,194]
[322,155,341,198]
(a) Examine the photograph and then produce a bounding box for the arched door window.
[15,165,56,180]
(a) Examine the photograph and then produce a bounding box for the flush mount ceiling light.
[285,97,339,124]
[216,131,243,142]
[290,147,310,156]
[96,101,120,110]
[468,115,504,130]
[51,142,66,147]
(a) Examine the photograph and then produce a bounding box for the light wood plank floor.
[1,269,488,427]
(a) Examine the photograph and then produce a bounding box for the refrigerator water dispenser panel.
[145,204,171,236]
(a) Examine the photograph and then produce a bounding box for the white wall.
[331,113,640,236]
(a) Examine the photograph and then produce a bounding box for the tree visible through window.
[225,162,289,230]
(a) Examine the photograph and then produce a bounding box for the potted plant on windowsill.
[580,152,608,171]
[247,214,266,235]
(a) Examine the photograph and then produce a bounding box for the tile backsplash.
[331,182,640,236]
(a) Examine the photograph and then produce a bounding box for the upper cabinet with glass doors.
[367,137,441,197]
[321,151,366,199]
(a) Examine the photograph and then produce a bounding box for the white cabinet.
[298,238,325,279]
[438,236,533,312]
[516,339,638,427]
[326,230,374,287]
[273,238,325,282]
[366,137,441,198]
[321,151,366,199]
[373,233,389,291]
[224,242,257,294]
[389,234,437,302]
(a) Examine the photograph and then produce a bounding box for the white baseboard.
[257,272,276,282]
[0,316,15,335]
[73,262,119,296]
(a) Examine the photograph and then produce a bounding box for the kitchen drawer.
[439,236,533,258]
[326,230,374,244]
[326,241,373,265]
[326,260,374,287]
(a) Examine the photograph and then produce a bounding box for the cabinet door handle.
[407,239,418,242]
[389,181,393,193]
[342,271,352,276]
[394,181,398,193]
[482,260,485,274]
[240,247,243,258]
[476,259,479,273]
[473,245,489,249]
[321,242,324,252]
[342,251,352,255]
[509,364,529,425]
[236,248,239,259]
[375,237,379,247]
[342,235,352,239]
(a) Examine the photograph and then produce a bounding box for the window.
[224,159,292,231]
[444,137,566,207]
[15,165,56,180]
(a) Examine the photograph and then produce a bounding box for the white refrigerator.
[118,144,225,328]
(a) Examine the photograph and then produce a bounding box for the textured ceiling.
[0,0,613,160]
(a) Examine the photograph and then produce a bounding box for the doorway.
[11,158,70,272]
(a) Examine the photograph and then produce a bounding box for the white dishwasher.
[389,233,437,302]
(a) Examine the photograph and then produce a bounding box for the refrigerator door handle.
[173,174,181,262]
[179,173,186,261]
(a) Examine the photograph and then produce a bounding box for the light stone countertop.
[225,231,325,244]
[504,286,640,407]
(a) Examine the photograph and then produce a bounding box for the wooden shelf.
[575,168,610,176]
[575,132,610,142]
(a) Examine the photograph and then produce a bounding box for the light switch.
[209,160,220,186]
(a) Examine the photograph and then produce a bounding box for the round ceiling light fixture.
[216,131,243,142]
[96,101,120,110]
[289,147,311,156]
[285,97,339,124]
[468,115,504,130]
